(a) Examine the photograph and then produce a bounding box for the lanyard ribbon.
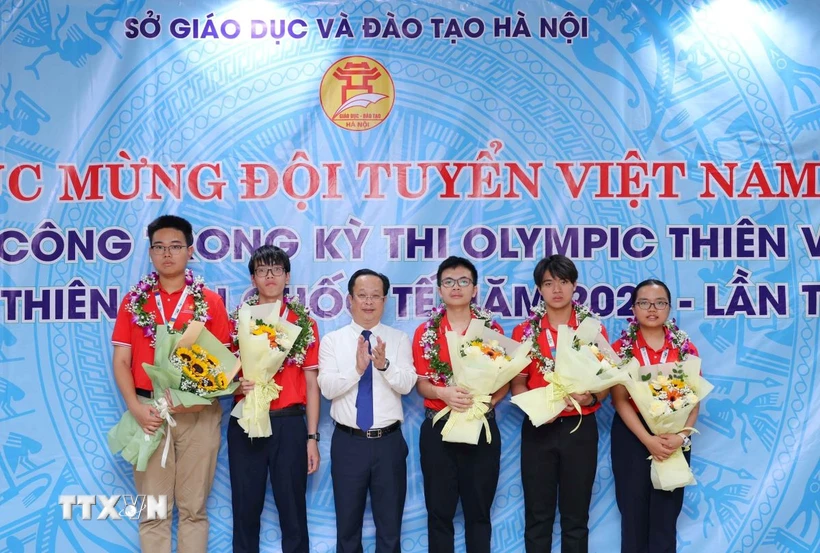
[639,347,669,365]
[154,287,189,331]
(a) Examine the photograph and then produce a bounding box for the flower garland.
[421,303,495,385]
[618,317,695,362]
[125,269,209,347]
[230,293,316,367]
[521,301,596,374]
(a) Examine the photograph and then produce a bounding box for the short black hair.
[631,279,672,308]
[533,254,578,286]
[248,245,291,275]
[348,269,390,296]
[436,256,478,286]
[147,215,193,246]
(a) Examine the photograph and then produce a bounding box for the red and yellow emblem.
[320,56,395,131]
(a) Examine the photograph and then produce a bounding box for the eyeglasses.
[150,244,187,255]
[254,266,285,277]
[354,294,385,303]
[634,300,670,311]
[440,277,474,288]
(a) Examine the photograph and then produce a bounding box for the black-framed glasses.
[634,300,670,311]
[150,244,187,255]
[440,277,474,288]
[254,266,286,277]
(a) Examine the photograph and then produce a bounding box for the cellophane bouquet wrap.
[623,356,713,491]
[434,319,532,444]
[511,317,633,429]
[230,301,304,438]
[108,322,241,470]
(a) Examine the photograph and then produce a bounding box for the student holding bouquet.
[510,254,608,553]
[228,245,321,553]
[111,215,232,553]
[610,279,700,553]
[413,256,508,553]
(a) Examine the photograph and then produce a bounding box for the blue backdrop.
[1,0,819,551]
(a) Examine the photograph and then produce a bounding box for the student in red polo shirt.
[111,215,231,553]
[228,245,320,553]
[510,254,608,553]
[610,279,700,553]
[413,256,508,553]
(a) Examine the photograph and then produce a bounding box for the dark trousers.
[330,425,408,553]
[228,414,309,553]
[611,413,688,553]
[419,417,501,553]
[520,413,598,553]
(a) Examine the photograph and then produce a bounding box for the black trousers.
[520,413,598,553]
[228,414,309,553]
[330,425,408,553]
[611,412,688,553]
[419,416,501,553]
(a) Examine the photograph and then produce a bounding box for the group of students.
[112,215,700,553]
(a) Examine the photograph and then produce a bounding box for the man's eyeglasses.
[634,300,670,311]
[354,294,385,303]
[440,277,474,288]
[254,266,286,277]
[150,244,187,255]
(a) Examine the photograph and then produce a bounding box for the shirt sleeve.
[205,291,232,346]
[317,331,362,400]
[302,318,320,370]
[511,322,535,377]
[380,331,417,395]
[111,298,133,347]
[412,324,430,378]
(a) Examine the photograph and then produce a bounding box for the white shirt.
[318,321,417,429]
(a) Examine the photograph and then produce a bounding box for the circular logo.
[320,56,395,131]
[123,505,138,519]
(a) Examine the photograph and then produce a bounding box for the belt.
[335,421,401,439]
[269,405,306,417]
[426,407,495,421]
[135,388,152,399]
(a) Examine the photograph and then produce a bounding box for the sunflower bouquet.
[230,301,304,438]
[512,318,633,429]
[108,322,240,471]
[433,319,532,445]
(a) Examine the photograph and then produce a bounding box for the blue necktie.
[356,330,374,431]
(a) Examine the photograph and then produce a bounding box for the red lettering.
[8,163,43,201]
[738,161,775,198]
[699,162,737,198]
[58,163,104,201]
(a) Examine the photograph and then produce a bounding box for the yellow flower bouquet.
[511,317,634,429]
[623,356,713,491]
[434,319,532,444]
[230,301,305,438]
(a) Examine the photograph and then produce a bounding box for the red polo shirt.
[234,303,320,410]
[111,281,232,391]
[511,311,608,417]
[611,329,700,412]
[412,311,504,412]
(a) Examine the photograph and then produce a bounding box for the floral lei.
[421,302,495,385]
[230,293,316,368]
[125,269,209,347]
[521,300,596,374]
[618,317,695,362]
